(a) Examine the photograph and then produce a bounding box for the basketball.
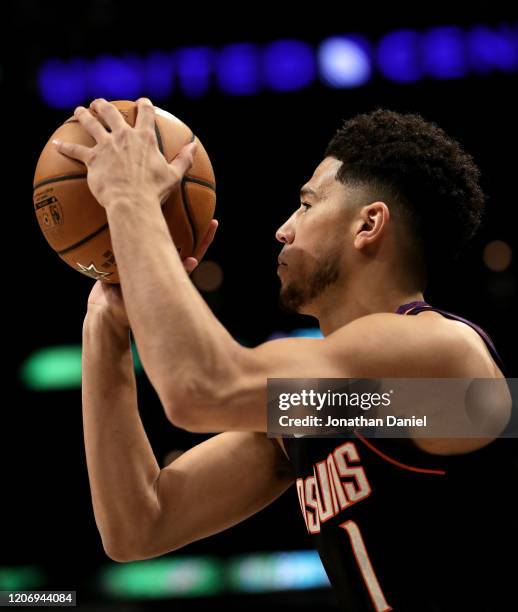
[33,100,216,283]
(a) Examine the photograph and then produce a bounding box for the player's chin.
[278,284,304,315]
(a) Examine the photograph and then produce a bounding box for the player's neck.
[316,282,425,336]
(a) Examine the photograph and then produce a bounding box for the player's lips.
[277,257,287,266]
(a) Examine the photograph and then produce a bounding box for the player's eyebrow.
[299,187,320,199]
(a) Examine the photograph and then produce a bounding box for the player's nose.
[275,218,295,244]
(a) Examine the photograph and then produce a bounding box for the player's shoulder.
[326,309,487,377]
[328,308,464,349]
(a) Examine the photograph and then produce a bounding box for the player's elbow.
[103,534,180,563]
[163,380,230,433]
[100,516,166,563]
[162,376,211,432]
[103,516,191,561]
[164,402,202,432]
[164,344,250,432]
[102,535,144,563]
[103,542,136,563]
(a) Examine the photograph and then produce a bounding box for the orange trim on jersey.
[354,431,446,476]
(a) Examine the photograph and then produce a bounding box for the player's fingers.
[182,257,199,275]
[135,98,156,131]
[74,106,109,143]
[52,138,91,164]
[90,98,127,133]
[169,140,198,183]
[192,219,219,262]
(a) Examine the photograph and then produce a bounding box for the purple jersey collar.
[395,300,430,315]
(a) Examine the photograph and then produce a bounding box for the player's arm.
[167,312,510,454]
[141,431,293,560]
[166,312,449,431]
[82,308,293,562]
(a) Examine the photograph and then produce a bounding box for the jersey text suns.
[295,441,371,534]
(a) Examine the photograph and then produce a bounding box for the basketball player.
[60,100,517,611]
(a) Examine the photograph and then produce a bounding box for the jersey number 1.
[339,519,392,612]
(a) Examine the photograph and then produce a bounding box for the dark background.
[3,1,517,609]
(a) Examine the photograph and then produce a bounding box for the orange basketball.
[33,100,216,283]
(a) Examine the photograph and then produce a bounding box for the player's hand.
[52,97,196,209]
[86,219,219,328]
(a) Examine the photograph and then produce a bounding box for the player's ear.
[353,202,389,250]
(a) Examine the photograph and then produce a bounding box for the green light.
[98,551,330,599]
[0,566,45,590]
[131,342,142,370]
[20,345,83,390]
[20,343,143,391]
[100,557,224,599]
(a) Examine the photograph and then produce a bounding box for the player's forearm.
[105,197,242,414]
[82,309,162,560]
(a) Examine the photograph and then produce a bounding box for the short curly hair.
[324,109,485,285]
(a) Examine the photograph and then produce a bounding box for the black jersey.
[283,301,518,612]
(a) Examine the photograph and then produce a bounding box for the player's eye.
[301,202,312,212]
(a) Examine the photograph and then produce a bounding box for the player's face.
[275,157,357,315]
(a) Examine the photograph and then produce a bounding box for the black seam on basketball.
[181,179,197,249]
[184,176,216,191]
[63,118,113,132]
[57,223,109,255]
[155,121,164,154]
[33,173,87,191]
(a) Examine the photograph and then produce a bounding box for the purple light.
[216,43,261,95]
[318,35,372,88]
[143,51,175,98]
[38,58,87,109]
[376,30,422,83]
[175,47,212,98]
[263,40,316,92]
[467,25,518,74]
[36,23,518,108]
[87,54,144,100]
[421,26,467,79]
